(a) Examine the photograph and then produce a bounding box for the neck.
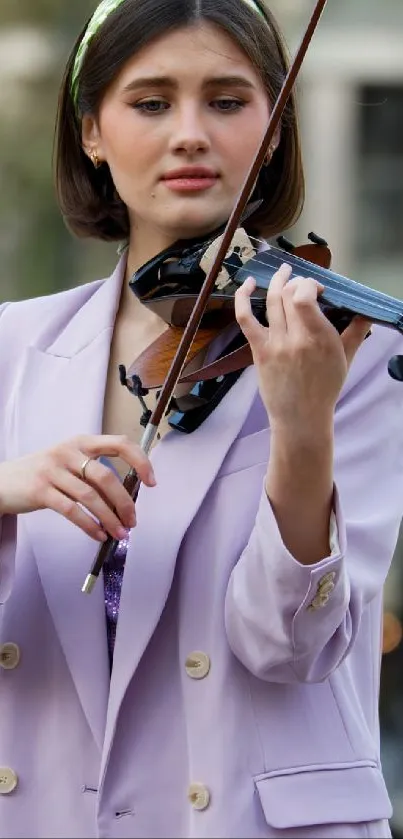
[123,210,232,283]
[119,213,233,324]
[119,234,177,324]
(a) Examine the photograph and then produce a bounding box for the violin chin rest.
[388,355,403,382]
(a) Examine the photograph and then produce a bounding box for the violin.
[125,226,403,400]
[81,0,403,594]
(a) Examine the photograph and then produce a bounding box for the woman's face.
[83,22,271,249]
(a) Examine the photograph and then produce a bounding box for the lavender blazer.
[0,256,402,839]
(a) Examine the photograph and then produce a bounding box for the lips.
[162,166,218,181]
[160,167,219,193]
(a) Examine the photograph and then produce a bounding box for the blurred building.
[1,1,403,297]
[270,0,403,295]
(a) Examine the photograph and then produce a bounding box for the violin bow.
[82,0,329,594]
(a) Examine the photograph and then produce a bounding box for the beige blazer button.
[0,768,18,794]
[185,652,211,680]
[318,579,335,596]
[318,572,336,588]
[308,591,331,612]
[314,591,331,608]
[188,783,210,810]
[0,643,20,670]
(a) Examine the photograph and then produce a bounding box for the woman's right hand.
[0,435,156,542]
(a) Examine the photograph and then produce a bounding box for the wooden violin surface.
[124,325,220,391]
[127,230,403,390]
[126,239,333,389]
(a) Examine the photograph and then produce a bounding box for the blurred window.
[324,0,403,24]
[355,85,403,263]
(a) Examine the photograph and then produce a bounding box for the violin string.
[243,236,403,310]
[180,235,403,319]
[231,261,403,319]
[245,236,403,316]
[221,241,403,318]
[225,255,403,319]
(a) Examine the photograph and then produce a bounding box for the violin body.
[126,234,330,391]
[128,230,403,396]
[131,233,403,336]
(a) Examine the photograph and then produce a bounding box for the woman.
[0,0,402,836]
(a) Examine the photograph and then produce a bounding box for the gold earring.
[89,150,101,169]
[264,143,276,167]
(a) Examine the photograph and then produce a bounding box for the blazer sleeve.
[0,301,18,604]
[225,326,403,683]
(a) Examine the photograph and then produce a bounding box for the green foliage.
[0,0,115,302]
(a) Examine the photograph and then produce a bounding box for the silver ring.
[80,456,96,481]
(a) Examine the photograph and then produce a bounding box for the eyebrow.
[121,75,256,94]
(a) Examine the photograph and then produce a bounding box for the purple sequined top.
[99,458,129,663]
[103,534,128,662]
[101,326,238,660]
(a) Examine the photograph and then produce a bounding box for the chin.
[164,209,230,241]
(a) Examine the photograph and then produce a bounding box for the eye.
[132,99,170,114]
[211,98,246,112]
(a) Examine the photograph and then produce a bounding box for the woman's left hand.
[234,263,372,437]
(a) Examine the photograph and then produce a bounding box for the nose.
[168,103,211,156]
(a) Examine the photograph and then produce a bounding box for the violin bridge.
[200,228,257,290]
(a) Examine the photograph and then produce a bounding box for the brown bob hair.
[55,0,305,242]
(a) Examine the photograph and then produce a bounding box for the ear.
[81,114,105,162]
[272,124,281,154]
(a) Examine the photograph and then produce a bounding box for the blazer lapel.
[11,258,126,751]
[9,250,260,764]
[102,365,258,773]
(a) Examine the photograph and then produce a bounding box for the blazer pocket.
[254,761,392,829]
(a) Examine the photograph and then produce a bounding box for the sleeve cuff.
[329,509,340,557]
[254,481,347,611]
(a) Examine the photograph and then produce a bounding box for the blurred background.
[0,0,403,832]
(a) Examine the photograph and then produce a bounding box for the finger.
[52,468,131,541]
[234,276,266,345]
[73,435,156,486]
[77,458,136,529]
[340,316,373,368]
[266,263,291,335]
[44,487,108,543]
[282,276,325,335]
